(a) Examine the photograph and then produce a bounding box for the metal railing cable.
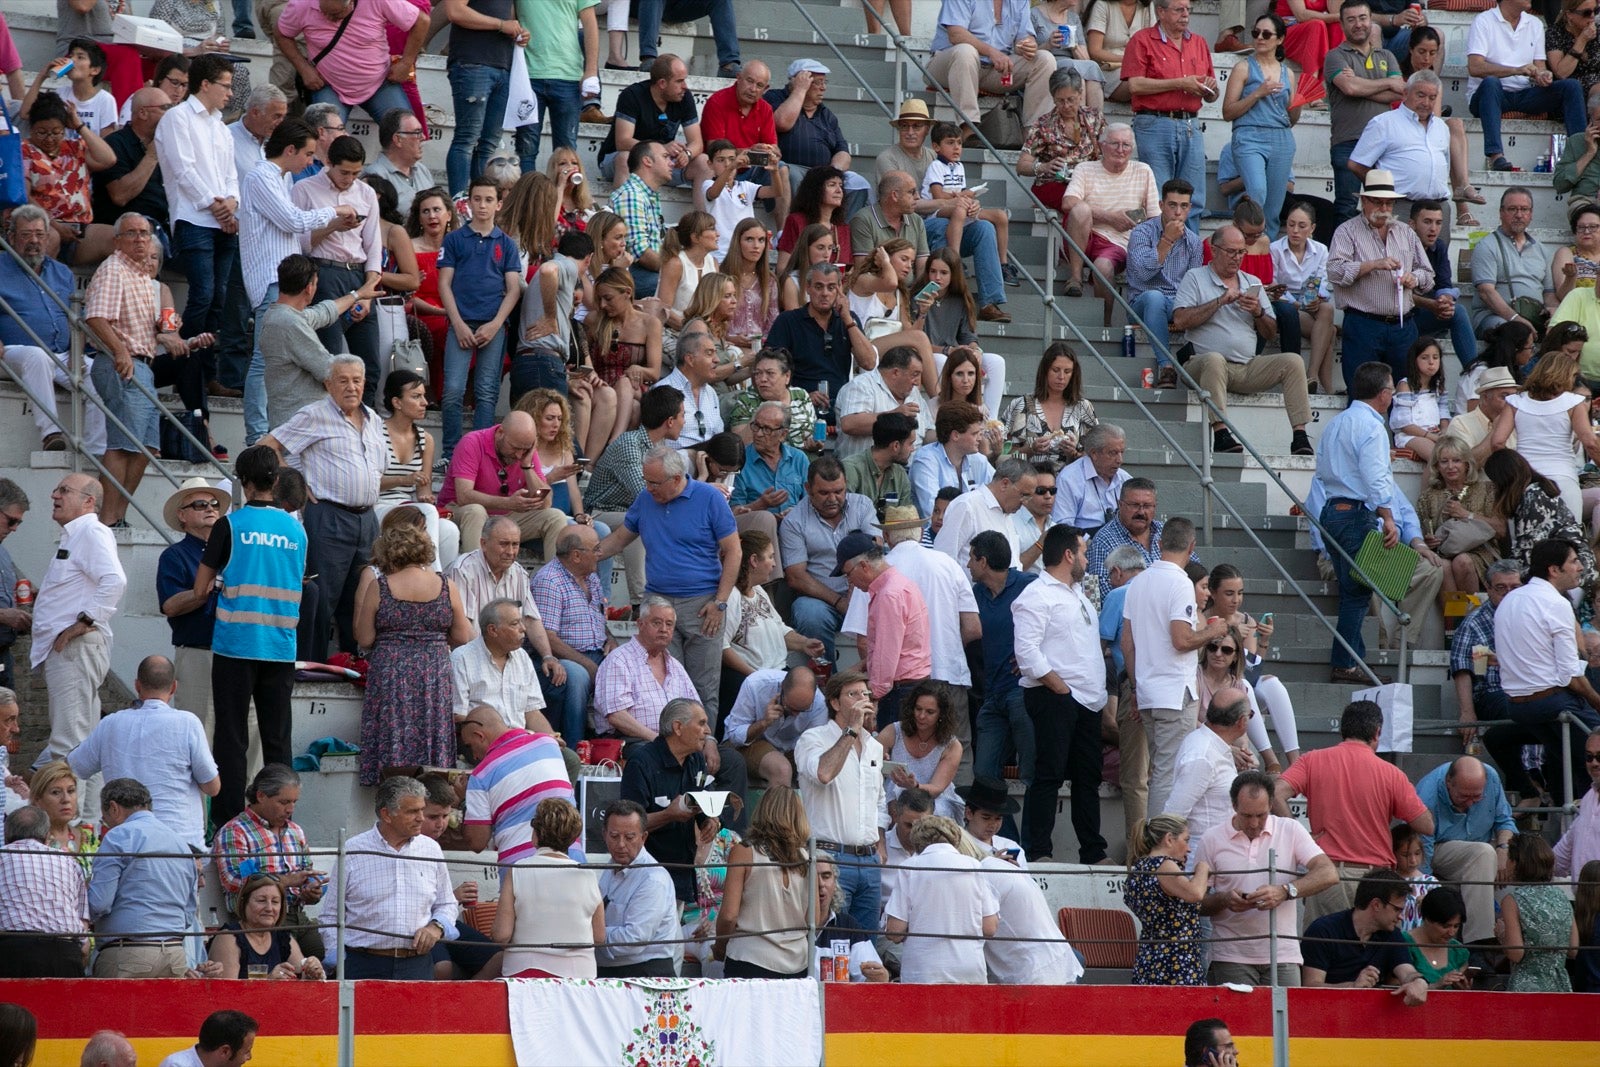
[787,2,1411,684]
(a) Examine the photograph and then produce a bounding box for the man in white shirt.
[324,776,457,980]
[796,670,888,931]
[153,54,242,351]
[1465,0,1585,172]
[1051,423,1129,534]
[723,666,829,788]
[1492,536,1600,799]
[1121,516,1228,818]
[934,456,1030,567]
[68,655,221,849]
[156,1009,257,1067]
[1349,71,1452,239]
[450,597,549,730]
[1011,525,1107,863]
[1168,686,1251,844]
[595,800,681,978]
[841,508,980,729]
[833,345,931,462]
[29,473,127,819]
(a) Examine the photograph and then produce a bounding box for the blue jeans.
[1339,309,1416,393]
[1414,299,1479,368]
[231,0,254,36]
[1132,114,1206,231]
[638,0,741,67]
[925,215,1005,308]
[791,595,843,662]
[1272,299,1302,355]
[1130,290,1176,368]
[630,265,660,299]
[311,81,414,126]
[1331,139,1360,225]
[1470,77,1586,158]
[442,320,507,457]
[1321,499,1375,670]
[832,852,882,933]
[1232,126,1295,239]
[527,78,583,171]
[447,63,511,197]
[1381,24,1413,65]
[245,284,276,446]
[173,220,238,340]
[975,685,1034,781]
[510,346,569,406]
[547,648,605,747]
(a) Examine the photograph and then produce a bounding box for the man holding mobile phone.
[1174,224,1313,458]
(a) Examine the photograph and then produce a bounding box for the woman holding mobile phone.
[1223,15,1300,241]
[876,681,964,819]
[912,248,1009,415]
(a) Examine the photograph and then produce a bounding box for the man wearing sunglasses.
[0,481,28,695]
[1553,731,1600,878]
[156,477,235,751]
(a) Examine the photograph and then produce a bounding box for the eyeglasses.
[0,512,21,530]
[51,485,93,498]
[1577,6,1596,16]
[1585,752,1600,763]
[182,499,221,512]
[752,423,786,435]
[1578,224,1600,233]
[1206,643,1237,656]
[1032,486,1057,496]
[497,467,509,495]
[161,75,188,89]
[118,229,153,240]
[1214,246,1247,256]
[693,410,707,437]
[394,129,425,139]
[1251,28,1276,38]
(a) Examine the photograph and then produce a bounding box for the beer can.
[159,308,181,333]
[13,579,32,607]
[830,939,850,982]
[814,419,827,443]
[1140,368,1155,389]
[1000,71,1013,88]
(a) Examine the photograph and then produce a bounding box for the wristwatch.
[1284,882,1299,900]
[76,612,94,628]
[843,727,858,739]
[713,600,728,612]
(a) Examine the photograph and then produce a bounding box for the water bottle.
[1121,325,1135,359]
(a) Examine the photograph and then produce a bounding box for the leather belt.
[816,839,877,857]
[349,945,427,958]
[1509,687,1559,704]
[1345,308,1410,326]
[1136,109,1199,120]
[320,500,374,515]
[311,257,365,271]
[100,938,183,949]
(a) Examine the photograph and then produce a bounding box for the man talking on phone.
[1173,224,1313,458]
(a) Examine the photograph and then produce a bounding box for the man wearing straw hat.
[156,477,258,770]
[1440,366,1517,462]
[1326,168,1434,393]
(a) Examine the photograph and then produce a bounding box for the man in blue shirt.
[967,531,1037,793]
[596,799,681,977]
[764,60,868,219]
[596,445,740,722]
[0,206,107,455]
[732,402,809,519]
[1312,360,1400,683]
[88,777,200,978]
[1125,179,1203,382]
[1417,756,1515,945]
[765,263,879,408]
[155,477,231,750]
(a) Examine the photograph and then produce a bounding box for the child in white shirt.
[697,139,786,262]
[920,122,1011,282]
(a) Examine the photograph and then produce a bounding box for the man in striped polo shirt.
[458,704,576,866]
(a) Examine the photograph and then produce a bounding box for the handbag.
[976,94,1025,150]
[0,110,24,210]
[862,315,901,342]
[1434,515,1496,557]
[294,0,358,108]
[505,46,540,129]
[374,296,426,377]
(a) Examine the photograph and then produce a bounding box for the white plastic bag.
[1352,682,1414,753]
[504,47,540,129]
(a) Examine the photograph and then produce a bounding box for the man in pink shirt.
[1195,770,1337,986]
[834,532,930,730]
[438,410,566,556]
[1554,731,1600,880]
[1274,699,1434,926]
[275,0,429,125]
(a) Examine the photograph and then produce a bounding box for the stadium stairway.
[1,0,1520,863]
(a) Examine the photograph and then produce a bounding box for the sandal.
[1456,210,1481,228]
[1453,183,1486,205]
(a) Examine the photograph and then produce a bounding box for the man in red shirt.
[1274,699,1435,929]
[698,61,788,220]
[1120,0,1216,229]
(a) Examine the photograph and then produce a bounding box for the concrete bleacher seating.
[0,0,1539,871]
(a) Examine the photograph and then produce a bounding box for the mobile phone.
[747,150,770,167]
[574,457,592,467]
[354,213,369,222]
[1125,208,1147,223]
[914,281,941,304]
[1259,612,1273,625]
[998,847,1021,861]
[882,760,909,778]
[1253,284,1266,303]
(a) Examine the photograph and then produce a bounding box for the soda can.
[1000,71,1013,88]
[576,740,593,764]
[830,939,850,982]
[159,308,181,333]
[13,579,32,606]
[1140,368,1155,389]
[813,419,827,443]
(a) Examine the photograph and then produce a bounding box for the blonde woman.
[714,786,813,978]
[678,272,756,387]
[547,148,593,236]
[586,267,663,437]
[1124,813,1209,985]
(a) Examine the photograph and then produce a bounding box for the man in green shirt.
[515,0,600,169]
[842,411,920,517]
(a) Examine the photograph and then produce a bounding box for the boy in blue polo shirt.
[438,175,523,458]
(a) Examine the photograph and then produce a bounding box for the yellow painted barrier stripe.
[34,1036,339,1067]
[1287,1037,1598,1067]
[355,1032,519,1065]
[823,1032,1277,1067]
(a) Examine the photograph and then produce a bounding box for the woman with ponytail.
[1124,813,1210,985]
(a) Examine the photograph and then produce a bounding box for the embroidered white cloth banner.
[506,977,822,1067]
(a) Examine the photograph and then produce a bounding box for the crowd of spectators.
[0,0,1599,1003]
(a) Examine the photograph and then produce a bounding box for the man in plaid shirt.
[211,763,325,959]
[609,141,669,297]
[0,804,89,977]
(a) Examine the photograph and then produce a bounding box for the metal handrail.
[0,234,238,539]
[789,4,1409,684]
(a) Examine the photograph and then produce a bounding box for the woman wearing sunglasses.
[1222,14,1301,240]
[1203,564,1303,771]
[1547,0,1600,99]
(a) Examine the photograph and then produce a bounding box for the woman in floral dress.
[1499,833,1578,992]
[1124,813,1210,985]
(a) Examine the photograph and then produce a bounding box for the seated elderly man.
[780,457,880,663]
[834,346,933,464]
[1176,225,1313,457]
[458,703,576,866]
[85,213,193,528]
[1050,423,1129,537]
[593,597,747,809]
[532,525,616,748]
[732,401,810,520]
[0,804,89,977]
[1085,478,1199,593]
[842,411,920,517]
[211,763,326,962]
[723,666,830,788]
[0,205,106,456]
[1060,123,1158,302]
[450,598,551,731]
[438,410,567,558]
[928,0,1057,140]
[1417,755,1516,945]
[1469,186,1556,337]
[586,385,684,609]
[596,799,681,978]
[1441,367,1516,463]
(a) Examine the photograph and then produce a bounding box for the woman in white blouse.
[493,798,604,979]
[1490,348,1600,522]
[722,530,826,711]
[1270,202,1335,395]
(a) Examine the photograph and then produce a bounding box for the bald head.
[80,1030,136,1067]
[129,86,169,134]
[457,703,510,759]
[499,410,538,455]
[1445,756,1488,812]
